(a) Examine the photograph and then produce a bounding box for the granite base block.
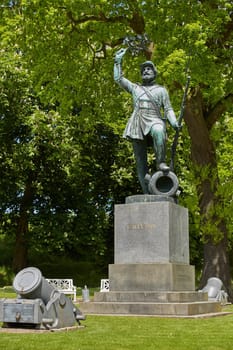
[109,263,195,291]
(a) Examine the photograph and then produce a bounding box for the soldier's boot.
[159,162,170,173]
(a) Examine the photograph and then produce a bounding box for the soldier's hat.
[140,61,157,76]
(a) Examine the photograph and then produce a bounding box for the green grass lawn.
[1,288,233,350]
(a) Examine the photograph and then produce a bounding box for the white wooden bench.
[46,279,77,302]
[100,279,110,292]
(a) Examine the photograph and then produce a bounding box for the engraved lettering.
[127,223,156,230]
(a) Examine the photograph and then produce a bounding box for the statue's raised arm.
[114,48,134,93]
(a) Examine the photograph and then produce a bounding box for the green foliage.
[28,254,104,287]
[212,114,233,239]
[0,266,14,287]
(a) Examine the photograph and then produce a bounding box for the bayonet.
[170,75,191,171]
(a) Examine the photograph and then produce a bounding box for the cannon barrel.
[13,267,55,305]
[146,171,179,197]
[201,277,223,299]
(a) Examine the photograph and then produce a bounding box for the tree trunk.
[201,226,230,290]
[12,178,34,273]
[184,87,233,300]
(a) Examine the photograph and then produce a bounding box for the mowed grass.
[1,312,233,350]
[1,288,233,350]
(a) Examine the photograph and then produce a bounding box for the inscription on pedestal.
[127,223,156,230]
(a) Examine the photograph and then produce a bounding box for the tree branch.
[206,93,233,129]
[127,0,145,33]
[66,11,127,26]
[222,13,233,43]
[65,2,145,34]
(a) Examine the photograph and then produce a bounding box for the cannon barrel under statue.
[145,170,179,199]
[0,267,85,330]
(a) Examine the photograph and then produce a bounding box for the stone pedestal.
[80,196,222,317]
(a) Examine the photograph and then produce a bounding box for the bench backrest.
[46,279,74,290]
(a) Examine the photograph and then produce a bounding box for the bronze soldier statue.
[114,48,180,194]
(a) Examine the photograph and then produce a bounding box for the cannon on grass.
[0,267,85,330]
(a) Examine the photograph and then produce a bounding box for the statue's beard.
[142,76,155,85]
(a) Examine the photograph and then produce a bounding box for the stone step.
[79,300,221,316]
[94,291,208,303]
